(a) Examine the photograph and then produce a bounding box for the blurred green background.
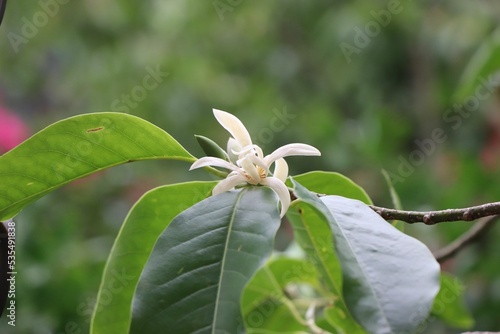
[1,1,500,333]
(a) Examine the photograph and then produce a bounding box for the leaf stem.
[202,166,227,179]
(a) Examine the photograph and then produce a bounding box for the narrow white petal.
[227,137,241,164]
[264,143,321,165]
[254,145,264,159]
[213,109,252,147]
[189,156,241,173]
[239,157,261,183]
[212,173,247,195]
[273,158,289,182]
[260,177,291,218]
[231,144,255,158]
[245,153,269,174]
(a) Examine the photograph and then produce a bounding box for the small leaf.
[130,187,281,334]
[90,181,217,334]
[287,201,366,334]
[242,257,318,333]
[431,272,474,329]
[195,135,229,160]
[288,171,372,204]
[0,112,195,220]
[291,179,441,334]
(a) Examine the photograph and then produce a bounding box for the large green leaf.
[0,112,195,220]
[241,257,320,333]
[291,179,441,334]
[431,272,474,329]
[90,181,217,334]
[287,201,366,334]
[289,171,372,204]
[130,187,281,334]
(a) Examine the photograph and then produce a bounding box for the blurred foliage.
[1,0,500,333]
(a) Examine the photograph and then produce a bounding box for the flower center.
[244,165,268,185]
[257,166,267,180]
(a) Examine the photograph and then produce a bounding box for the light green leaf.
[289,171,372,205]
[291,179,441,334]
[287,201,366,334]
[431,272,474,329]
[241,257,319,333]
[130,187,281,334]
[0,112,195,220]
[90,181,217,334]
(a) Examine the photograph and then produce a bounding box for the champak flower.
[190,109,321,218]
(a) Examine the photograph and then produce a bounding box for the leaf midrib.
[294,206,340,295]
[211,189,246,334]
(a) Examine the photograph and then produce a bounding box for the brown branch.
[433,216,499,263]
[369,201,500,225]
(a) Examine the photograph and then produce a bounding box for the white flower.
[190,109,321,218]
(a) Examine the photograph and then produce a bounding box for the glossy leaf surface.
[0,112,194,220]
[291,179,441,334]
[289,171,372,204]
[90,181,217,334]
[130,187,280,334]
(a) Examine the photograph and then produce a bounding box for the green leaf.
[455,27,500,101]
[291,179,441,334]
[195,135,229,160]
[130,187,281,334]
[0,112,195,220]
[241,257,319,333]
[431,272,474,329]
[90,181,217,334]
[287,201,366,334]
[289,171,372,205]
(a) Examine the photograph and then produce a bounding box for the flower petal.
[227,137,241,164]
[239,156,260,183]
[213,109,252,148]
[189,156,242,173]
[212,173,247,195]
[264,143,321,166]
[244,152,269,174]
[273,158,288,182]
[260,176,290,218]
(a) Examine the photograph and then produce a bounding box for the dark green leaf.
[90,181,217,334]
[130,187,281,334]
[0,112,195,220]
[291,179,441,334]
[195,135,229,160]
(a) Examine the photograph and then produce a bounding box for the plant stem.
[369,202,500,224]
[433,216,499,263]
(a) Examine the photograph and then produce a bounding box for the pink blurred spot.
[0,106,30,153]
